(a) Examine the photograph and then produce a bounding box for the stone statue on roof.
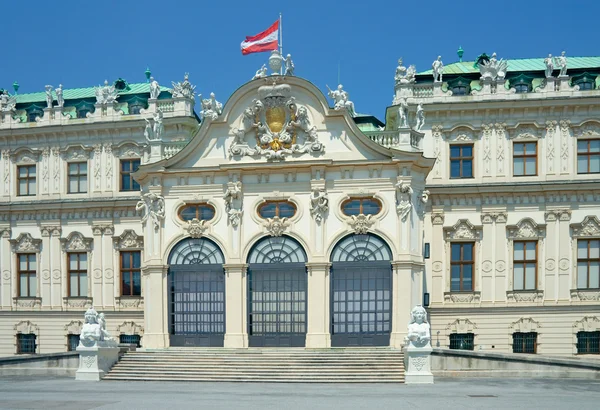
[555,51,568,77]
[397,97,408,129]
[432,56,444,82]
[395,58,416,85]
[45,85,53,108]
[544,54,554,78]
[284,54,295,76]
[415,103,425,131]
[149,77,161,100]
[199,92,223,122]
[0,91,17,112]
[253,64,268,80]
[56,84,64,108]
[479,52,508,81]
[327,84,356,117]
[94,80,118,105]
[171,73,196,100]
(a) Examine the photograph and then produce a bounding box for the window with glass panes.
[513,142,537,176]
[120,251,141,296]
[17,165,36,196]
[119,334,142,347]
[449,333,475,350]
[18,254,37,297]
[67,334,80,351]
[17,334,36,354]
[577,331,600,354]
[512,332,537,354]
[513,241,537,290]
[340,198,382,216]
[178,204,216,221]
[120,159,141,191]
[577,239,600,289]
[450,144,473,178]
[68,253,88,297]
[257,201,297,219]
[67,162,87,194]
[577,139,600,174]
[450,242,474,291]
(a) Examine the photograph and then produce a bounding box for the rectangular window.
[68,162,88,194]
[120,159,141,191]
[577,331,600,354]
[119,334,142,347]
[513,241,537,290]
[577,139,600,174]
[577,239,600,289]
[449,333,475,350]
[513,142,537,176]
[18,254,37,297]
[17,165,36,196]
[121,251,141,296]
[450,242,474,292]
[512,332,537,354]
[17,334,36,354]
[67,334,80,352]
[68,253,88,297]
[450,144,473,179]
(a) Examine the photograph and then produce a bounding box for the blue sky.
[2,0,596,118]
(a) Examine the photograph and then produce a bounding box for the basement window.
[449,333,475,350]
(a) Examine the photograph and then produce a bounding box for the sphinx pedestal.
[404,344,434,384]
[75,342,119,381]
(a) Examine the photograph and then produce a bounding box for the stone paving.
[0,376,599,409]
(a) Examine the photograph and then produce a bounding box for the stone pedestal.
[433,81,444,96]
[557,76,570,92]
[75,342,119,381]
[147,140,163,164]
[404,344,434,384]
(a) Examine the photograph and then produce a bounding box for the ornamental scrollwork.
[309,187,329,223]
[223,181,243,227]
[60,232,93,252]
[136,192,165,230]
[264,216,290,237]
[9,233,42,253]
[571,216,600,238]
[186,219,209,239]
[348,214,375,234]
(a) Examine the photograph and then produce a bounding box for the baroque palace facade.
[0,50,598,357]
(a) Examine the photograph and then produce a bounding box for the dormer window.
[572,73,597,91]
[447,77,471,96]
[114,78,129,91]
[514,84,530,93]
[26,107,44,122]
[509,74,534,94]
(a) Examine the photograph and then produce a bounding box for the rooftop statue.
[395,58,416,85]
[327,84,356,117]
[144,109,164,142]
[94,80,119,105]
[432,56,444,82]
[171,73,196,100]
[479,52,508,81]
[80,307,116,347]
[544,54,554,78]
[149,77,161,100]
[56,84,64,108]
[415,103,425,131]
[252,64,268,80]
[199,92,223,121]
[397,97,408,129]
[406,305,431,348]
[45,85,53,108]
[284,54,295,76]
[0,91,17,112]
[555,51,568,77]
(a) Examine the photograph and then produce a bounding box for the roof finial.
[145,67,151,83]
[12,81,19,94]
[457,46,464,63]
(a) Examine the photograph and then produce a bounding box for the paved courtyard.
[0,376,599,409]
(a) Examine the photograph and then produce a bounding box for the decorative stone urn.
[269,50,283,74]
[404,305,434,384]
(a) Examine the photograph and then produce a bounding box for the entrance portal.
[167,238,225,347]
[247,236,308,347]
[330,234,392,347]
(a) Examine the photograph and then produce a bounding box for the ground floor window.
[17,334,37,354]
[67,334,80,351]
[449,333,475,350]
[120,334,142,347]
[512,332,537,354]
[577,331,600,354]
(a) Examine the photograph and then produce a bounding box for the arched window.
[331,234,392,262]
[168,238,225,265]
[248,236,307,264]
[257,201,296,219]
[178,204,216,222]
[341,197,382,217]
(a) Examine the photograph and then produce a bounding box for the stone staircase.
[104,348,405,383]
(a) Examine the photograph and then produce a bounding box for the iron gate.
[247,236,308,347]
[167,238,225,347]
[330,234,393,347]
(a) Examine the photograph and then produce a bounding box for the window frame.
[577,139,600,174]
[576,331,600,355]
[16,334,37,354]
[449,333,475,350]
[340,197,382,217]
[67,252,88,297]
[119,159,141,192]
[449,143,474,179]
[577,239,600,289]
[67,334,80,352]
[17,164,37,197]
[450,242,475,292]
[17,253,37,298]
[513,141,538,177]
[512,331,538,354]
[120,251,141,297]
[67,161,88,194]
[513,241,538,291]
[257,200,298,219]
[177,203,217,222]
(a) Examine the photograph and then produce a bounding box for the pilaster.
[223,263,248,348]
[40,226,61,307]
[544,210,559,301]
[430,212,444,304]
[390,260,424,348]
[494,212,508,302]
[305,262,331,348]
[557,210,572,300]
[480,213,495,302]
[0,227,11,307]
[92,225,105,308]
[141,261,169,348]
[101,225,115,308]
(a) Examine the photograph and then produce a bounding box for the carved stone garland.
[229,82,325,161]
[113,230,144,250]
[9,233,42,253]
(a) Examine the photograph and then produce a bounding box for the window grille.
[119,334,141,347]
[449,333,475,350]
[512,332,537,354]
[17,334,36,354]
[67,334,80,351]
[577,331,600,354]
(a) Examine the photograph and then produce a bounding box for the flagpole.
[279,12,283,75]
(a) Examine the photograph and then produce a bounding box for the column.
[223,263,248,348]
[480,213,495,302]
[141,261,169,348]
[544,211,559,301]
[494,213,508,302]
[91,225,104,308]
[102,225,115,308]
[557,210,572,301]
[305,262,331,348]
[40,227,52,307]
[430,213,445,304]
[0,228,11,307]
[390,260,422,348]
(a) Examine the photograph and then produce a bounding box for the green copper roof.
[13,83,171,104]
[418,56,600,76]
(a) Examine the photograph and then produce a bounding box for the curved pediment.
[147,76,421,172]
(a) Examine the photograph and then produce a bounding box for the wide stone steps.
[104,348,405,383]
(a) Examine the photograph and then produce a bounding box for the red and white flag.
[240,20,279,55]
